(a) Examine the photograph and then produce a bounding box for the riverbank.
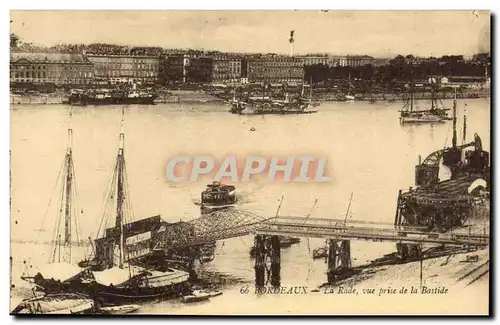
[9,90,223,106]
[312,247,489,314]
[10,88,490,106]
[316,89,489,102]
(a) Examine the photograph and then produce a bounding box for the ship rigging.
[399,78,451,124]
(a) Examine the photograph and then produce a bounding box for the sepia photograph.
[9,10,491,316]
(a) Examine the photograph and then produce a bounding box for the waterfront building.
[298,54,329,66]
[10,51,94,86]
[160,51,208,84]
[86,53,160,85]
[161,53,243,85]
[371,58,391,67]
[211,56,242,84]
[327,56,342,67]
[338,55,376,67]
[439,76,488,89]
[160,55,185,84]
[185,57,213,83]
[246,55,304,84]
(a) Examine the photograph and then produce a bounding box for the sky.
[10,10,491,58]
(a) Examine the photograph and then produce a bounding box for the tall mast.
[116,107,125,268]
[452,87,457,148]
[484,63,488,83]
[430,76,436,110]
[410,83,414,112]
[309,77,313,104]
[463,103,467,144]
[64,107,74,261]
[64,130,73,244]
[347,73,351,96]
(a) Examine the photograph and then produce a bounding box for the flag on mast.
[289,30,295,43]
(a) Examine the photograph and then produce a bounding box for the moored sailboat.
[20,108,88,294]
[399,78,451,124]
[74,108,190,306]
[342,73,356,101]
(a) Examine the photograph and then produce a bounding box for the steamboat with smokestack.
[395,89,490,231]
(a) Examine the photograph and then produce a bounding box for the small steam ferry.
[200,182,237,212]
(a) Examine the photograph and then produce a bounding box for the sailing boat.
[14,108,96,314]
[75,108,190,306]
[344,73,356,101]
[228,85,245,108]
[299,78,320,110]
[399,78,450,124]
[20,108,88,292]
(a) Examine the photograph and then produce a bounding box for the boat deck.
[402,174,484,200]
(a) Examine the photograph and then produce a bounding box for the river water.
[10,98,490,314]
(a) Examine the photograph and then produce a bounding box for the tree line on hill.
[305,54,491,87]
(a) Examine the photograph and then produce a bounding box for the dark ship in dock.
[395,95,490,231]
[68,84,157,106]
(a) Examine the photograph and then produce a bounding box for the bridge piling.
[254,235,281,289]
[269,235,281,287]
[254,235,266,288]
[327,240,352,283]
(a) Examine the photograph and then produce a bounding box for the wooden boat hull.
[400,116,445,124]
[237,110,317,115]
[182,296,210,303]
[69,94,156,106]
[312,248,328,259]
[181,292,211,303]
[200,204,235,214]
[11,293,95,315]
[97,304,140,314]
[77,281,191,306]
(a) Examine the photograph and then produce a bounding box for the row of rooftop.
[10,36,490,87]
[10,48,387,67]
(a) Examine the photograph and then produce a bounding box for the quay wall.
[10,89,490,105]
